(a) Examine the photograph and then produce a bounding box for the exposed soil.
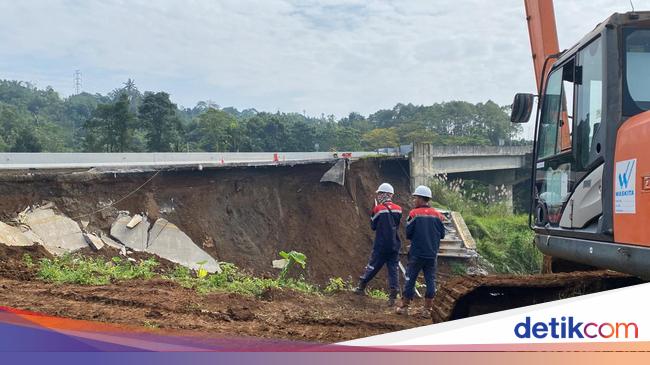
[0,160,444,342]
[0,159,414,286]
[0,244,430,343]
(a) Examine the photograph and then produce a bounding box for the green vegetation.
[170,261,317,296]
[37,255,158,285]
[0,79,528,153]
[429,178,541,274]
[367,289,389,300]
[31,253,319,297]
[323,277,348,294]
[277,250,307,281]
[449,261,467,276]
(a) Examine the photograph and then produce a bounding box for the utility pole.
[73,70,82,95]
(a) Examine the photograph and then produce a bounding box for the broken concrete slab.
[147,218,221,273]
[126,214,142,229]
[320,159,347,186]
[110,214,149,251]
[272,259,288,269]
[0,221,34,246]
[99,232,124,250]
[20,227,44,245]
[84,233,105,251]
[24,208,88,254]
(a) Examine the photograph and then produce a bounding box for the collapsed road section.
[0,157,477,285]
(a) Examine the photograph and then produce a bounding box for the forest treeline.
[0,79,527,152]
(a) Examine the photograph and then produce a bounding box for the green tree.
[197,108,237,151]
[83,93,136,152]
[362,128,399,150]
[138,92,183,152]
[11,128,42,152]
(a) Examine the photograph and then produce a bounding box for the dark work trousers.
[359,250,400,297]
[403,255,437,299]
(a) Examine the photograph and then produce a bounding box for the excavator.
[431,0,650,322]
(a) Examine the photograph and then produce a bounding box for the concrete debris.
[0,221,34,246]
[147,218,221,273]
[20,227,44,245]
[126,214,143,229]
[99,233,124,250]
[110,214,149,251]
[23,207,88,255]
[320,159,347,186]
[84,233,105,251]
[81,220,90,229]
[39,201,55,210]
[272,259,288,269]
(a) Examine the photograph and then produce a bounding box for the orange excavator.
[432,0,650,322]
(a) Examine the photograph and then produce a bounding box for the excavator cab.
[512,12,650,277]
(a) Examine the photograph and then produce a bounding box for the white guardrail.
[0,152,383,170]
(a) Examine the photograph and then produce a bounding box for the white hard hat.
[376,183,394,194]
[412,185,432,198]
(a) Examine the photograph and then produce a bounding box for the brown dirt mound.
[0,243,51,281]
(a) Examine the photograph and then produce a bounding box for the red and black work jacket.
[406,205,446,259]
[370,201,402,253]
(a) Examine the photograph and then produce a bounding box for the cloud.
[0,0,637,128]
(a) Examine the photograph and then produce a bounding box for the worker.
[396,185,445,315]
[353,182,402,306]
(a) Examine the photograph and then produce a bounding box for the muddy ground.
[0,243,430,343]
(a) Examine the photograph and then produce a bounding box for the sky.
[0,0,637,128]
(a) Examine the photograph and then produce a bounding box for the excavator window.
[624,28,650,115]
[534,36,604,227]
[574,37,603,170]
[538,69,563,160]
[538,60,575,160]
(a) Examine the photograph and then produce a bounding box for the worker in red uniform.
[353,182,402,306]
[396,185,445,315]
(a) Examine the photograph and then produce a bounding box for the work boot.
[387,290,398,307]
[353,281,367,295]
[395,298,410,315]
[420,298,433,318]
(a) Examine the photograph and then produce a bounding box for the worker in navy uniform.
[353,183,402,306]
[396,185,445,315]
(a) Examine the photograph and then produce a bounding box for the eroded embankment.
[0,158,410,285]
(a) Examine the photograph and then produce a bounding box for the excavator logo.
[615,159,637,214]
[618,160,636,189]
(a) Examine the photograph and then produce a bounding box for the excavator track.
[431,271,644,323]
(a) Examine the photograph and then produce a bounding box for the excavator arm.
[524,0,571,151]
[524,0,560,93]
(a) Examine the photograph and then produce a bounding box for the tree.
[83,93,136,152]
[197,108,237,151]
[11,128,42,152]
[138,92,183,152]
[362,128,399,150]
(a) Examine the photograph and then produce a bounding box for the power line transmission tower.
[73,70,82,95]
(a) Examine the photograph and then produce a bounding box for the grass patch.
[324,277,348,294]
[429,178,541,274]
[37,255,158,285]
[34,254,319,297]
[449,261,467,275]
[367,289,388,300]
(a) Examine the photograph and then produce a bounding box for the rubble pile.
[0,202,220,273]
